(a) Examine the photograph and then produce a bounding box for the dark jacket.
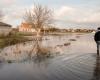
[94,31,100,42]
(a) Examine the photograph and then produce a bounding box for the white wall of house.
[0,26,12,36]
[19,27,36,33]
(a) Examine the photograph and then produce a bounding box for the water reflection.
[0,33,96,62]
[91,56,100,80]
[0,34,76,62]
[29,36,43,58]
[0,32,99,80]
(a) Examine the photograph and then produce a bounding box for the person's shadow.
[91,55,100,80]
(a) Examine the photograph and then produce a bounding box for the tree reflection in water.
[29,35,51,61]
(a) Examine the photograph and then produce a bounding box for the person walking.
[94,27,100,56]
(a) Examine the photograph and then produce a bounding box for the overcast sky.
[0,0,100,29]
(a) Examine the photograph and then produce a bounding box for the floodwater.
[0,33,100,80]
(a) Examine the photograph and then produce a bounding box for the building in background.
[0,22,12,36]
[19,23,36,33]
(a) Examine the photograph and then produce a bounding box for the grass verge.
[0,33,31,48]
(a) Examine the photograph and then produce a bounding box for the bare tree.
[0,10,4,22]
[23,4,53,35]
[23,4,53,58]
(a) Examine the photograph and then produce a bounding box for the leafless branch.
[23,4,53,31]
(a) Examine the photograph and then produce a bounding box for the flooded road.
[0,33,100,80]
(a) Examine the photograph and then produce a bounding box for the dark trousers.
[97,42,100,55]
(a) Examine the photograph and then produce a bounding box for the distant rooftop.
[0,22,12,27]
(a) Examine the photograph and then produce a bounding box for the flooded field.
[0,33,99,80]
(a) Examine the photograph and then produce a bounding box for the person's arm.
[94,32,98,42]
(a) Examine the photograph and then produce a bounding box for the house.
[19,23,36,33]
[0,22,12,36]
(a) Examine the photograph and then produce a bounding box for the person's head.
[97,27,100,30]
